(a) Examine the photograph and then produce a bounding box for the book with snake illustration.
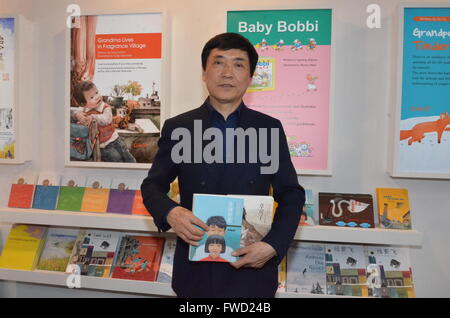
[318,192,375,228]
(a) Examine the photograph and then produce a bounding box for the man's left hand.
[230,242,276,269]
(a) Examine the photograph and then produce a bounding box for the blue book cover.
[32,185,60,210]
[189,194,244,263]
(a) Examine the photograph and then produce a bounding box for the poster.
[0,17,15,160]
[227,9,333,174]
[68,13,164,168]
[394,7,450,178]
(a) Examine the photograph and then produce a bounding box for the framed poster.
[65,11,168,169]
[392,5,450,179]
[227,8,334,175]
[0,15,32,164]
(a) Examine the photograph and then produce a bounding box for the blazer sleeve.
[141,119,180,232]
[262,119,305,263]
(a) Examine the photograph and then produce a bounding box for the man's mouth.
[219,84,234,88]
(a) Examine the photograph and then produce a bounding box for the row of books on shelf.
[0,224,415,298]
[279,242,415,298]
[0,224,176,283]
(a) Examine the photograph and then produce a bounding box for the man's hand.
[167,206,209,246]
[230,241,277,269]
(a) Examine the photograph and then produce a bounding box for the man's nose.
[221,62,233,77]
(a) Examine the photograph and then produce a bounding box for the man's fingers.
[189,215,209,232]
[230,255,250,269]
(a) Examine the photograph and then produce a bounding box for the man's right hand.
[166,206,209,246]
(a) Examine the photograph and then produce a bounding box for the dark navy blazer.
[141,100,305,298]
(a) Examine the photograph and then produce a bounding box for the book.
[37,228,79,271]
[0,224,47,270]
[278,256,287,292]
[32,173,60,210]
[66,229,121,277]
[111,235,165,281]
[325,244,368,297]
[366,246,415,298]
[227,194,273,247]
[8,173,37,208]
[318,192,375,228]
[80,176,111,213]
[286,242,326,295]
[131,190,151,216]
[107,178,138,215]
[300,189,316,226]
[189,194,244,262]
[376,188,412,230]
[56,175,86,212]
[157,236,177,283]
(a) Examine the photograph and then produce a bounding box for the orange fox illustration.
[400,112,450,145]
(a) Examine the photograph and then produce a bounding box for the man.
[141,33,305,298]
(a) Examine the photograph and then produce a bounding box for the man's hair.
[205,235,226,253]
[74,81,96,106]
[206,216,227,229]
[201,32,259,77]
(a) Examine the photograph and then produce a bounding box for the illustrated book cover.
[111,235,165,281]
[107,178,138,215]
[37,227,79,271]
[318,192,375,228]
[57,175,86,212]
[300,189,316,226]
[80,176,111,213]
[8,173,37,209]
[376,188,412,230]
[32,173,60,210]
[157,236,176,283]
[189,194,244,262]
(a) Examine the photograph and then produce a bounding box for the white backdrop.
[0,0,449,297]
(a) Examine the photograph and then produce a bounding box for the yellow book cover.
[81,188,110,213]
[278,256,287,292]
[0,224,47,270]
[376,188,412,230]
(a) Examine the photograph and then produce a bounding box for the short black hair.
[205,235,226,253]
[206,216,227,229]
[201,33,259,77]
[74,81,96,106]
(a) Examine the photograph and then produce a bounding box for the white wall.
[0,0,449,297]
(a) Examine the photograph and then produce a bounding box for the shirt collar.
[205,97,243,120]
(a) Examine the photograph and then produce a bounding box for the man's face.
[83,85,103,109]
[208,243,222,259]
[208,225,225,236]
[202,48,253,108]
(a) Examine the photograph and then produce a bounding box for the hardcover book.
[80,176,111,213]
[8,173,37,209]
[318,192,375,228]
[66,229,121,278]
[366,246,415,298]
[57,175,86,212]
[0,224,47,270]
[325,244,368,297]
[376,188,412,230]
[32,173,60,210]
[286,242,326,295]
[189,194,244,263]
[107,178,137,215]
[37,227,79,271]
[300,189,316,226]
[157,236,176,283]
[111,235,165,281]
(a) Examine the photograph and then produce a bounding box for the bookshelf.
[0,207,423,297]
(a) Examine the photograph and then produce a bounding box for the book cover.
[37,228,79,272]
[131,190,151,216]
[189,194,244,263]
[0,224,47,270]
[366,246,415,298]
[318,192,375,228]
[57,175,86,212]
[32,173,60,210]
[286,242,326,295]
[228,194,273,247]
[66,229,121,278]
[156,236,177,283]
[8,174,37,208]
[325,244,368,297]
[376,188,412,230]
[111,235,165,281]
[300,189,316,226]
[107,178,137,215]
[80,176,111,213]
[278,256,287,292]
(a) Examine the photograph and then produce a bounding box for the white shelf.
[0,208,423,246]
[0,268,176,296]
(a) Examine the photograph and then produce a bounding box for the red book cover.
[131,190,151,216]
[8,184,35,208]
[111,236,164,281]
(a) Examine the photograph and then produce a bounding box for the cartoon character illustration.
[307,38,317,50]
[273,39,284,50]
[306,74,318,91]
[400,112,450,145]
[291,39,302,51]
[123,256,151,274]
[260,38,268,51]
